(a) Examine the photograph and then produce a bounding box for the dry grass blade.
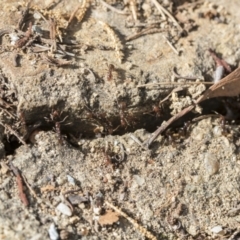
[66,5,81,28]
[196,67,240,103]
[44,55,72,67]
[17,1,31,30]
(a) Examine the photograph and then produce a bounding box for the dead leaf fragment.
[197,67,240,103]
[98,209,119,226]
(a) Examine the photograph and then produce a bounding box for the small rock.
[204,153,220,176]
[48,223,59,240]
[133,175,145,186]
[211,225,223,234]
[188,225,198,236]
[56,203,72,217]
[67,175,75,185]
[212,126,222,137]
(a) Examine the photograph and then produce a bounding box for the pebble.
[188,225,198,236]
[67,175,75,185]
[48,223,59,240]
[56,203,72,217]
[133,175,145,186]
[213,126,222,137]
[211,225,223,234]
[191,127,204,141]
[204,153,220,176]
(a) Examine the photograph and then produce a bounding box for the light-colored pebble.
[48,223,59,240]
[211,225,223,234]
[56,203,72,217]
[133,175,145,186]
[212,126,222,137]
[204,153,220,176]
[67,175,75,185]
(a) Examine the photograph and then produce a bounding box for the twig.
[143,105,194,148]
[9,162,29,207]
[209,48,231,73]
[105,201,157,240]
[17,1,31,30]
[208,49,231,83]
[129,134,148,150]
[22,34,40,50]
[99,0,127,15]
[129,0,138,21]
[172,67,201,80]
[151,0,183,31]
[163,35,178,55]
[67,5,81,28]
[151,0,166,20]
[125,28,165,42]
[49,18,57,51]
[159,86,184,105]
[15,22,32,48]
[116,141,126,162]
[137,81,213,88]
[0,122,27,146]
[22,174,38,199]
[192,114,219,122]
[43,55,72,67]
[228,228,240,240]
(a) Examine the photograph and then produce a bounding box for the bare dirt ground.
[1,0,240,239]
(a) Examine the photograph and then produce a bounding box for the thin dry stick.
[172,67,201,80]
[151,0,166,20]
[0,122,27,146]
[105,201,157,240]
[129,134,148,151]
[99,0,127,15]
[129,0,138,21]
[137,81,213,88]
[143,105,194,148]
[49,18,57,51]
[17,1,31,30]
[151,0,183,31]
[76,0,89,23]
[66,5,81,28]
[22,174,38,199]
[126,28,165,42]
[228,228,240,240]
[159,86,184,105]
[10,162,29,207]
[163,35,178,55]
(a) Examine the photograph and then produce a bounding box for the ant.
[85,105,113,135]
[144,103,162,118]
[45,109,69,145]
[152,104,162,117]
[113,101,136,131]
[118,101,129,128]
[164,121,191,147]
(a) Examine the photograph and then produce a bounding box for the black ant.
[45,110,69,145]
